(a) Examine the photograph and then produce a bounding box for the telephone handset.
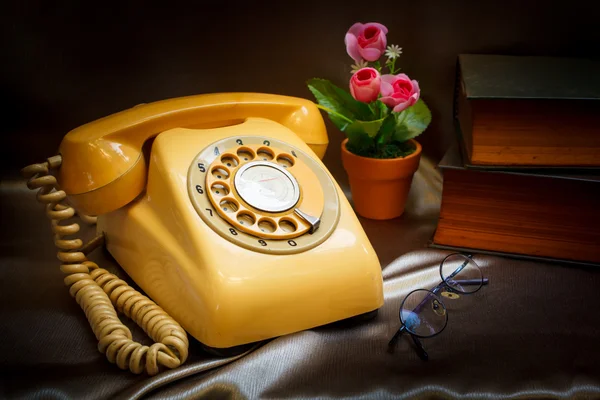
[23,93,383,375]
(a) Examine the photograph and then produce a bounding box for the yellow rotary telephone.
[22,93,383,375]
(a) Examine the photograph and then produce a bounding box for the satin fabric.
[2,137,600,399]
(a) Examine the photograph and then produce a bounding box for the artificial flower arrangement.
[307,22,432,159]
[306,22,432,220]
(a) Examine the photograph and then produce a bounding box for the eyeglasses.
[388,253,489,360]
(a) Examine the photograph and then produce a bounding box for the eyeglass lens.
[440,254,483,294]
[400,289,448,338]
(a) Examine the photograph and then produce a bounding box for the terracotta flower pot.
[340,138,422,220]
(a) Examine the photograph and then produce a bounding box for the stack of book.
[431,55,600,266]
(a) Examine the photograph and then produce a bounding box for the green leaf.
[313,108,352,131]
[345,121,376,151]
[375,114,396,145]
[347,118,386,138]
[392,99,432,142]
[307,78,374,128]
[314,104,353,129]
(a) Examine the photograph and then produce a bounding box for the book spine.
[454,59,474,164]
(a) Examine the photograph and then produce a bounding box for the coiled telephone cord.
[22,156,189,375]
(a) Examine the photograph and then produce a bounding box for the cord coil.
[22,156,188,375]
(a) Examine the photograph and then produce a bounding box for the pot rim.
[341,138,422,162]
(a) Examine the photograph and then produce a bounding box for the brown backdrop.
[2,0,600,176]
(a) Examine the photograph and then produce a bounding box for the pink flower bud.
[380,73,420,112]
[349,68,381,103]
[345,22,388,63]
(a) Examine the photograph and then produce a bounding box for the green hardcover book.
[455,54,600,169]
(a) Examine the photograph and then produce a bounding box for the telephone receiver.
[23,93,383,375]
[58,93,330,216]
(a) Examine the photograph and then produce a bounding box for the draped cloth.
[2,152,599,399]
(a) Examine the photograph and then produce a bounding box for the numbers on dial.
[198,163,206,172]
[229,228,238,236]
[195,185,204,194]
[263,140,270,146]
[205,208,213,216]
[288,240,297,247]
[291,150,297,158]
[214,147,220,155]
[236,139,243,145]
[258,239,267,246]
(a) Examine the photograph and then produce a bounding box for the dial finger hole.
[211,166,229,180]
[236,147,255,162]
[276,154,295,168]
[257,147,275,161]
[211,183,229,197]
[219,199,238,213]
[220,154,239,168]
[257,218,276,233]
[279,219,297,233]
[237,212,256,226]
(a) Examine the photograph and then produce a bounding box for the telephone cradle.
[22,93,384,375]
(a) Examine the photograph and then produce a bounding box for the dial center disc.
[234,161,300,213]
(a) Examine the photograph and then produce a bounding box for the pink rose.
[380,74,420,113]
[345,22,388,63]
[349,68,381,103]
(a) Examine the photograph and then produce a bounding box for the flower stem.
[368,102,380,119]
[315,104,354,124]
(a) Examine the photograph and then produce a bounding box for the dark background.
[2,1,600,176]
[3,3,600,398]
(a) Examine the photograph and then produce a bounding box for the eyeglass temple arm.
[431,278,488,294]
[431,254,488,295]
[457,278,489,286]
[411,334,429,361]
[387,326,429,361]
[387,326,406,352]
[444,255,472,281]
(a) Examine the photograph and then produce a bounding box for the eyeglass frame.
[388,253,489,361]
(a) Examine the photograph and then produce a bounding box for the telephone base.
[97,120,384,349]
[199,308,379,357]
[201,341,264,358]
[339,308,379,325]
[322,308,380,329]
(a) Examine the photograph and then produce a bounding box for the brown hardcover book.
[431,144,600,265]
[456,54,600,168]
